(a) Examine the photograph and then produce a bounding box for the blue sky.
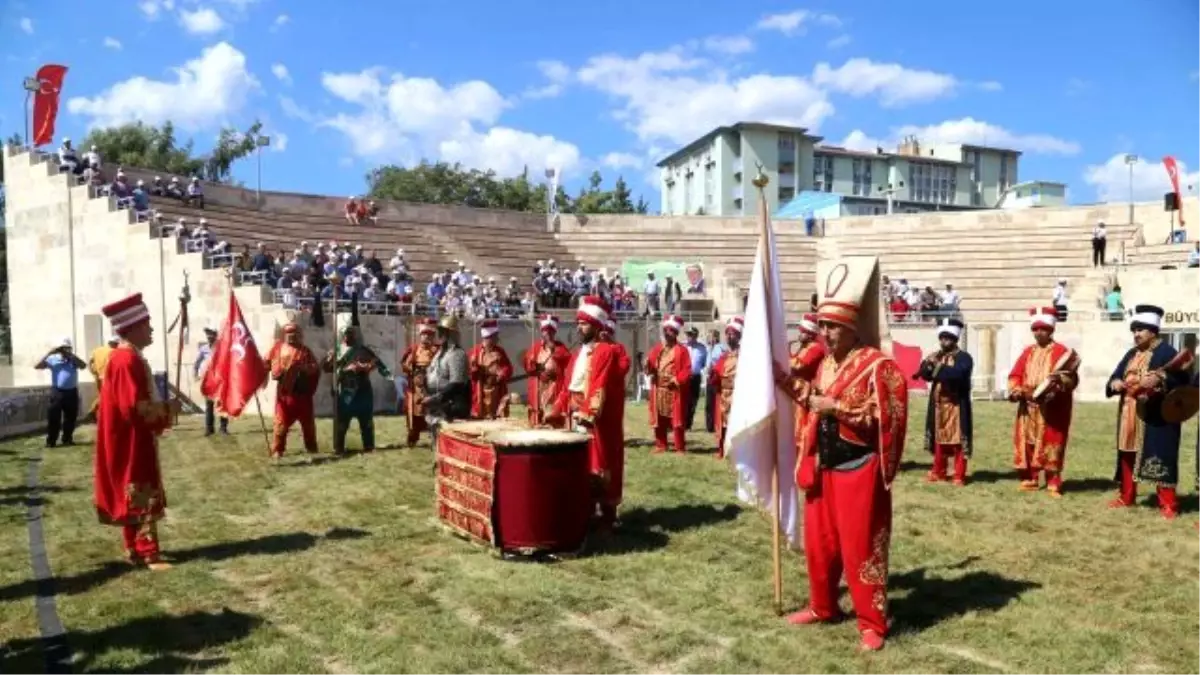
[1,0,1197,209]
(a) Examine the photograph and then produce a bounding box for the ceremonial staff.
[172,270,190,424]
[328,273,342,447]
[529,312,541,426]
[405,301,416,432]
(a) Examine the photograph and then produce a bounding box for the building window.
[1000,155,1009,194]
[852,158,873,196]
[907,162,956,204]
[705,165,714,210]
[813,154,833,192]
[779,186,795,203]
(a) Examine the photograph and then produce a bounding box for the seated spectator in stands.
[918,285,938,320]
[362,276,383,302]
[210,241,232,267]
[365,200,380,225]
[505,278,521,305]
[889,294,909,323]
[389,248,406,274]
[166,176,185,200]
[344,196,360,225]
[151,176,166,197]
[82,144,101,171]
[82,164,104,191]
[287,249,308,276]
[1104,283,1124,321]
[251,243,275,284]
[939,283,960,317]
[190,220,213,253]
[131,180,151,220]
[185,177,205,209]
[110,170,133,208]
[364,250,383,278]
[57,138,78,174]
[1189,243,1200,268]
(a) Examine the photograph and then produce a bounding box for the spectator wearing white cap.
[82,144,101,171]
[34,337,86,447]
[166,176,184,200]
[194,324,229,435]
[185,176,205,209]
[1052,278,1068,323]
[132,179,151,221]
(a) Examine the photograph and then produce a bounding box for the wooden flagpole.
[753,164,785,615]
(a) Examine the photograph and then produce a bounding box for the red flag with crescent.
[31,64,68,148]
[200,291,268,417]
[1162,156,1186,225]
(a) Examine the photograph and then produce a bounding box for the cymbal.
[1162,386,1200,425]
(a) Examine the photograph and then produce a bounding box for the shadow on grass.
[889,561,1041,636]
[594,504,743,556]
[0,607,262,673]
[0,528,371,603]
[0,484,80,508]
[1061,477,1117,493]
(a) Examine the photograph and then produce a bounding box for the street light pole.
[1123,153,1138,225]
[255,135,270,208]
[22,76,40,147]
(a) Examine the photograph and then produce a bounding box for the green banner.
[619,260,703,291]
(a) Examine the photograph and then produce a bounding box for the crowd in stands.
[882,275,961,323]
[57,138,205,217]
[343,196,380,226]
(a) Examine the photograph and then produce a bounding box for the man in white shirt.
[1052,278,1068,322]
[1092,221,1107,267]
[939,283,961,317]
[643,272,661,316]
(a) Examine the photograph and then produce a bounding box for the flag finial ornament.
[752,162,769,188]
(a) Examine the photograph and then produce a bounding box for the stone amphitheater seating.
[1126,241,1193,268]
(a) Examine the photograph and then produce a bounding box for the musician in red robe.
[401,318,439,445]
[94,293,181,570]
[781,313,826,443]
[709,316,742,459]
[469,319,514,419]
[1007,306,1080,496]
[645,314,692,453]
[785,257,907,652]
[523,314,571,427]
[551,296,625,532]
[263,319,321,459]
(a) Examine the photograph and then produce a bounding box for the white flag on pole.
[726,193,801,550]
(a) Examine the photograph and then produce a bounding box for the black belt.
[816,416,874,468]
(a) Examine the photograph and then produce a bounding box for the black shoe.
[204,430,214,437]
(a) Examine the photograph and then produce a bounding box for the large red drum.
[435,420,593,555]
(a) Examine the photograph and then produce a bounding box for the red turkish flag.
[31,64,68,148]
[200,291,268,417]
[890,340,927,392]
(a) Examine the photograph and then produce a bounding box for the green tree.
[81,120,262,183]
[366,161,650,215]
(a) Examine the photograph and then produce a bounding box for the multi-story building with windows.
[656,122,1026,217]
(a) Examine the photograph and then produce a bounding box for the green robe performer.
[322,294,391,454]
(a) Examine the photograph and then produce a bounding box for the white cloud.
[279,95,316,123]
[838,117,1081,156]
[67,42,260,131]
[977,80,1003,92]
[523,60,571,99]
[812,58,958,107]
[103,36,123,50]
[826,34,851,49]
[271,13,289,31]
[179,7,225,35]
[601,152,645,171]
[576,47,833,147]
[755,10,840,36]
[19,17,33,34]
[218,0,260,9]
[268,131,287,152]
[271,63,291,85]
[1065,77,1089,96]
[1083,154,1198,202]
[317,68,581,177]
[702,35,755,55]
[139,0,175,20]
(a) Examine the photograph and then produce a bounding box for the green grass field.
[1,400,1197,673]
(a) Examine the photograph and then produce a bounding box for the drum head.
[488,429,590,447]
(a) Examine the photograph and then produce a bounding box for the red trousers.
[803,455,892,636]
[1115,451,1177,510]
[930,443,967,481]
[1018,443,1062,490]
[273,395,317,456]
[121,522,160,561]
[716,426,728,458]
[653,415,686,453]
